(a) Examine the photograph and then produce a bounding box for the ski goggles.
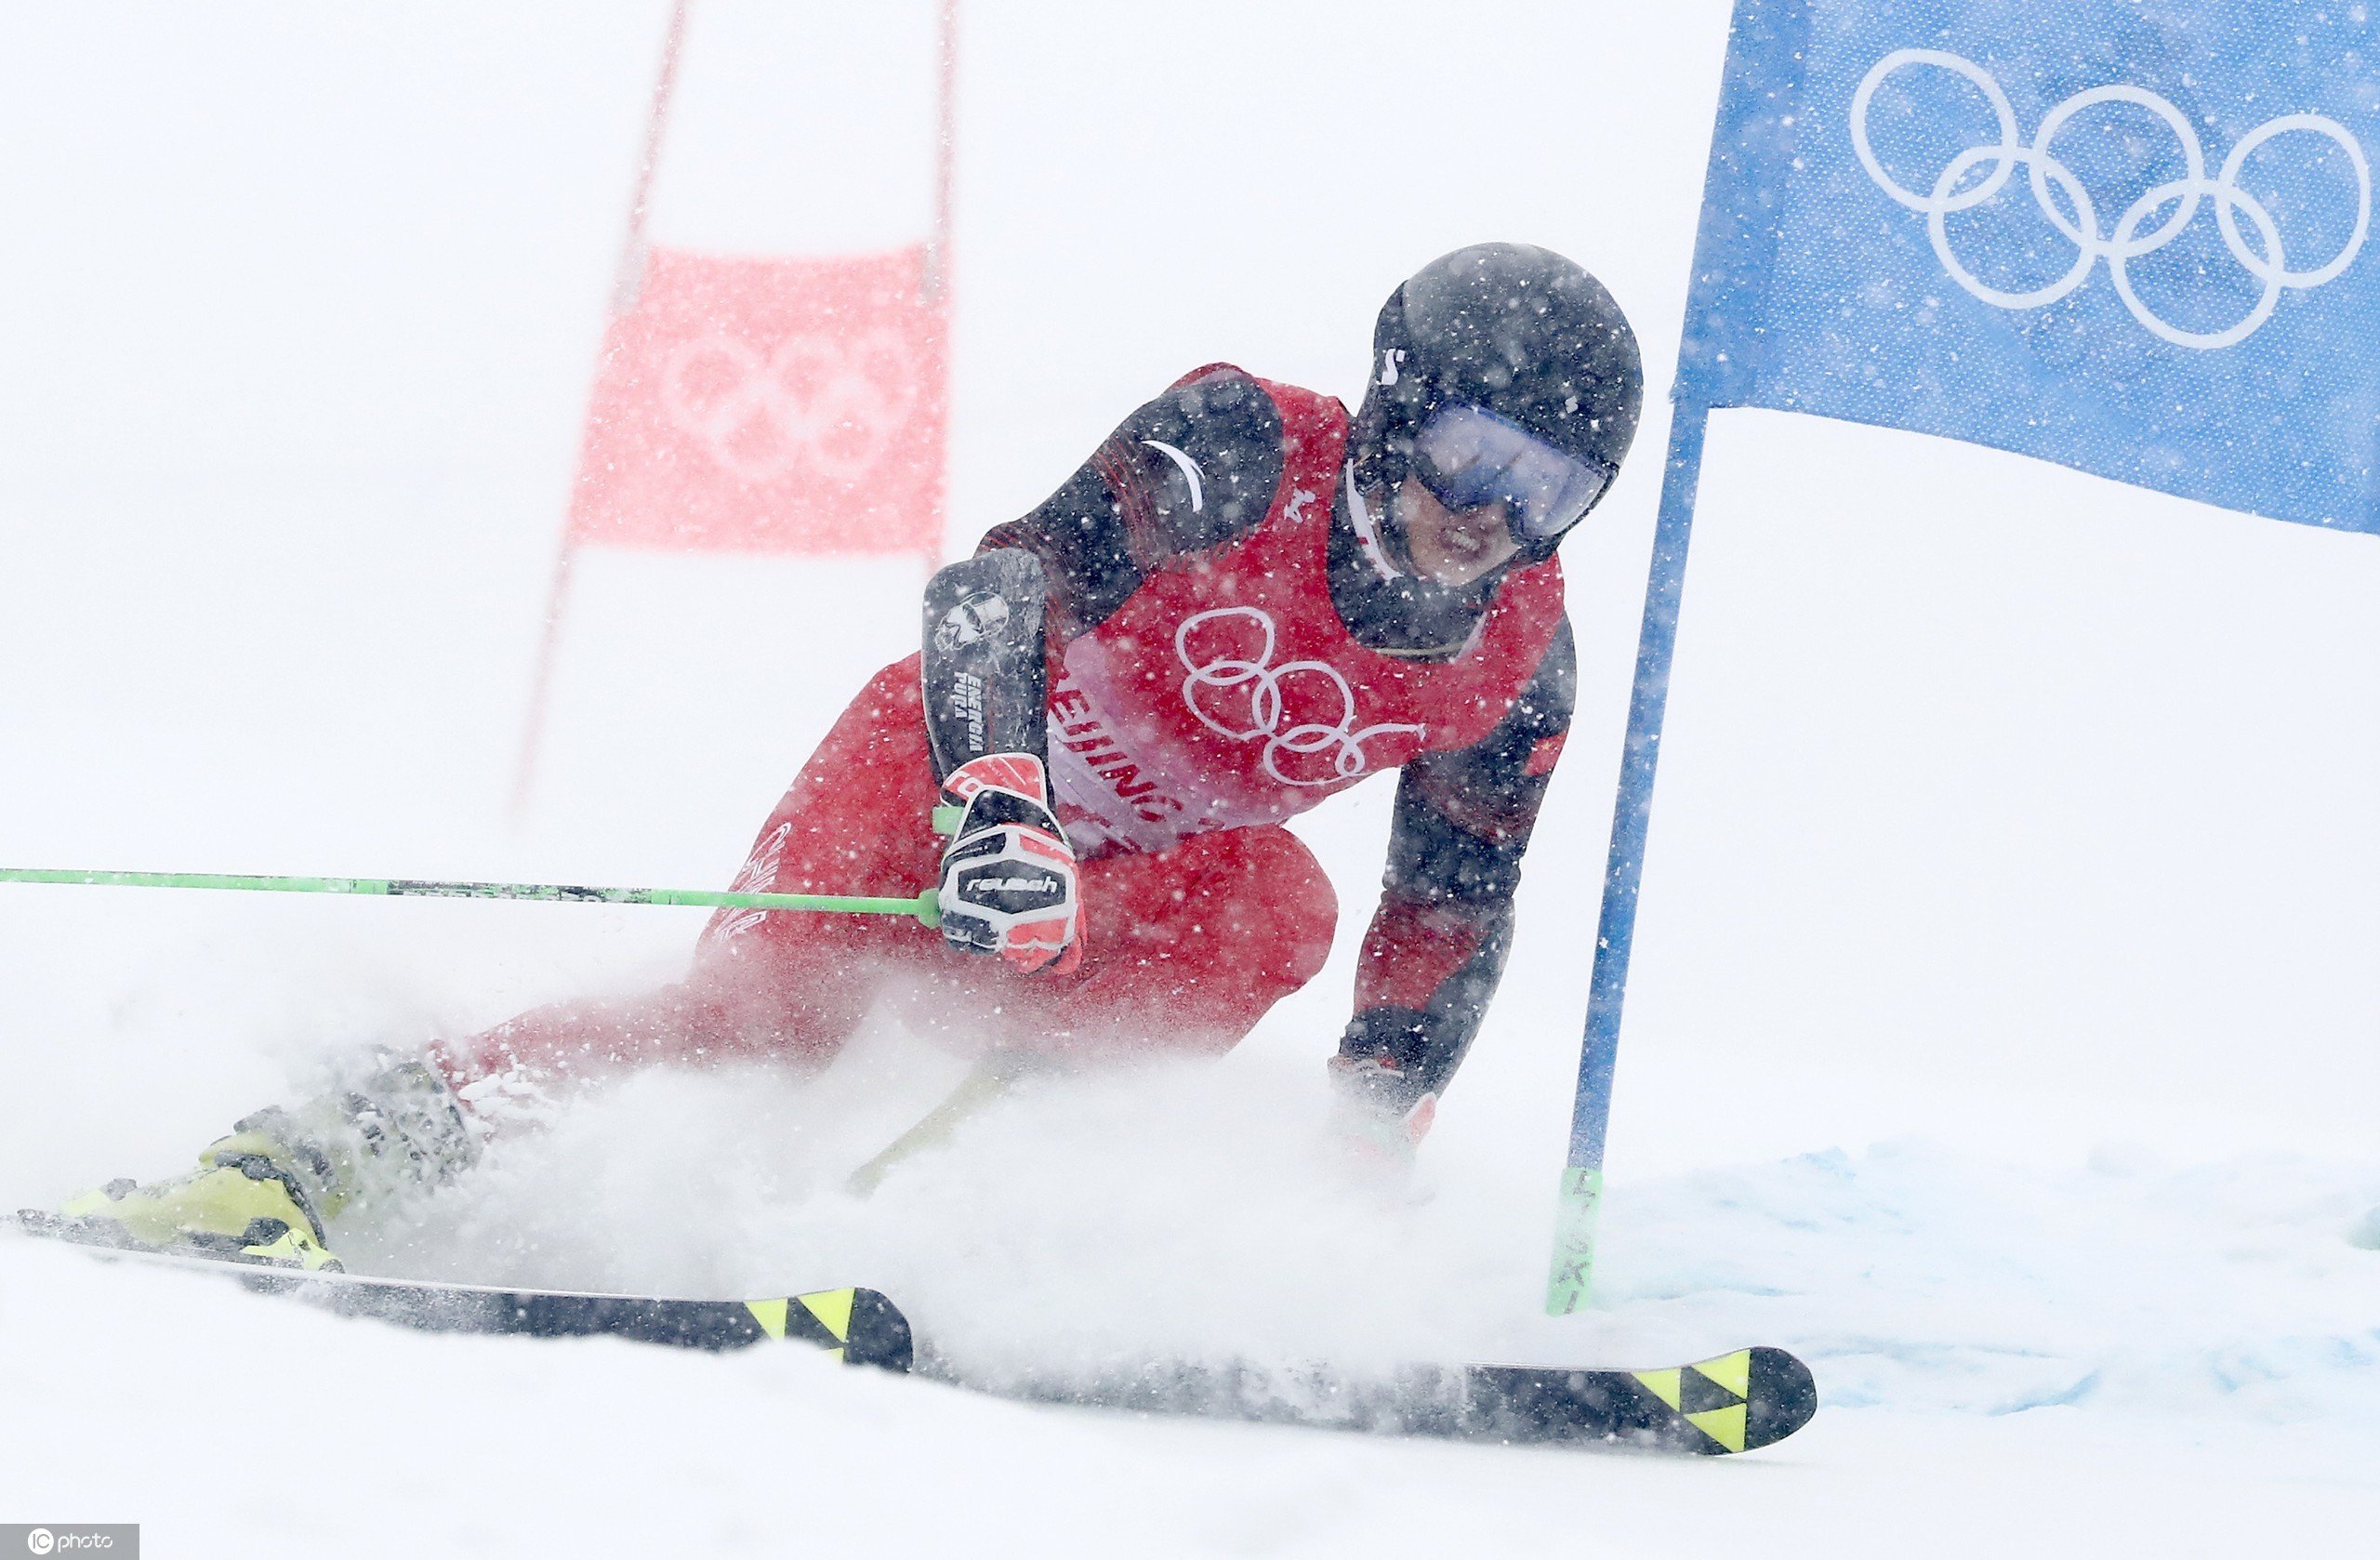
[1410,403,1614,551]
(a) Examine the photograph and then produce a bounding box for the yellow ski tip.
[1632,1368,1683,1409]
[798,1288,855,1342]
[1691,1349,1753,1400]
[1686,1403,1749,1453]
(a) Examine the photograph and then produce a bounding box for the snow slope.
[3,2,2377,1553]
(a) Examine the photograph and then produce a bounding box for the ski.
[974,1345,1818,1455]
[14,1210,914,1369]
[1469,1349,1815,1452]
[17,1211,1813,1453]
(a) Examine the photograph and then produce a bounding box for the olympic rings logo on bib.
[659,329,918,483]
[1851,48,2371,350]
[1175,607,1425,787]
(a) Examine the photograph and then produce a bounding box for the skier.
[46,242,1643,1272]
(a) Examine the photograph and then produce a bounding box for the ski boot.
[41,1058,479,1271]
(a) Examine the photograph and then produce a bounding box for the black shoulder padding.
[921,549,1050,783]
[1129,367,1286,551]
[977,367,1288,638]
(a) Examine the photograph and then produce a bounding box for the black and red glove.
[936,753,1083,975]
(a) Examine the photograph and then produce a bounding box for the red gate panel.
[565,245,945,556]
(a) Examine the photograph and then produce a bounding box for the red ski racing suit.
[447,366,1576,1119]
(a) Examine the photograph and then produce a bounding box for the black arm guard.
[1334,906,1518,1112]
[1334,620,1576,1106]
[921,549,1051,787]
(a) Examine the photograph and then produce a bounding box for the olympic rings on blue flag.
[1850,48,2370,350]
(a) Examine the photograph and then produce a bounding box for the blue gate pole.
[1545,396,1712,1315]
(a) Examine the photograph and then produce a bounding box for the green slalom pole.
[0,867,940,928]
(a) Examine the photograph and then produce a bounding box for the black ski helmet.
[1350,243,1643,566]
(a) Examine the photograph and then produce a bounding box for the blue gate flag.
[1548,0,2380,1315]
[1687,0,2380,530]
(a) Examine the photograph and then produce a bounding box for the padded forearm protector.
[1337,897,1515,1104]
[921,549,1051,786]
